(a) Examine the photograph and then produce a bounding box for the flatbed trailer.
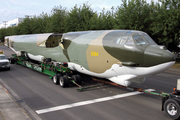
[10,53,82,88]
[10,53,180,120]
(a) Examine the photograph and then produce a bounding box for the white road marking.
[36,89,154,114]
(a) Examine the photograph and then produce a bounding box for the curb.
[0,79,42,120]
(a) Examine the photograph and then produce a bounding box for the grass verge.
[172,59,180,68]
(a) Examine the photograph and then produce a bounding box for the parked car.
[0,54,10,70]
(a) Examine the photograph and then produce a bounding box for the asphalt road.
[0,44,179,120]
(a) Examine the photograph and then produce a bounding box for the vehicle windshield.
[0,56,6,60]
[142,35,157,45]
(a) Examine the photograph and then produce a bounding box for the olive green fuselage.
[6,30,175,74]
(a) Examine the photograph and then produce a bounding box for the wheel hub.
[53,76,57,83]
[167,103,177,116]
[60,79,63,86]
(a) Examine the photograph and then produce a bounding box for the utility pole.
[3,21,8,28]
[25,15,30,18]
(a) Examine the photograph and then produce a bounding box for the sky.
[0,0,159,24]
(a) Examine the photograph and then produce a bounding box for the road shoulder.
[0,79,42,120]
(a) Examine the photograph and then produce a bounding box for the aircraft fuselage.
[5,30,175,86]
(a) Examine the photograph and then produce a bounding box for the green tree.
[65,3,95,32]
[98,8,115,30]
[0,28,6,42]
[49,6,67,33]
[115,0,151,31]
[30,13,49,34]
[89,13,99,30]
[18,17,33,34]
[150,0,180,51]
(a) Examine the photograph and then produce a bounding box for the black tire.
[164,98,180,120]
[9,57,16,64]
[59,76,69,88]
[72,75,82,85]
[53,74,60,85]
[7,67,10,71]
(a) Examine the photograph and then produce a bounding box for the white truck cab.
[0,50,10,70]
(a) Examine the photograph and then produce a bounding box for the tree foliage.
[48,6,67,33]
[65,3,95,32]
[0,0,179,51]
[115,0,150,31]
[150,0,180,51]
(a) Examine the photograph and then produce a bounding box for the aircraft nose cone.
[144,45,175,67]
[162,49,175,62]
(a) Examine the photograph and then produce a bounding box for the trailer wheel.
[59,76,69,88]
[72,75,82,85]
[53,74,60,85]
[164,98,180,120]
[9,57,16,64]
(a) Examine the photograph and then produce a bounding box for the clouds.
[0,7,31,22]
[0,0,96,23]
[0,0,51,24]
[0,0,160,24]
[6,1,11,8]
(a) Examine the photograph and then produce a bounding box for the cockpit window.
[115,37,121,44]
[120,37,127,45]
[143,35,156,45]
[126,37,134,45]
[115,36,134,45]
[133,36,148,45]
